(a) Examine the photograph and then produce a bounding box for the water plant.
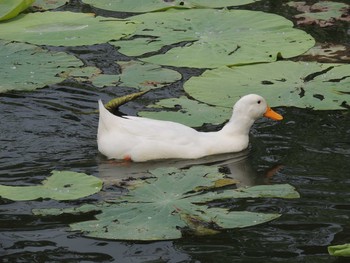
[113,9,315,68]
[33,166,299,240]
[0,171,103,201]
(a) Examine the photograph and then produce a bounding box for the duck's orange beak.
[264,106,283,121]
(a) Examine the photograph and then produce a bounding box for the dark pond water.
[1,0,350,262]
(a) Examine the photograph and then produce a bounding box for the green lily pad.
[184,61,350,110]
[0,44,180,92]
[0,40,84,92]
[0,171,103,201]
[113,9,315,68]
[328,244,350,257]
[287,1,350,27]
[34,166,299,240]
[33,0,67,10]
[82,0,261,13]
[0,11,137,46]
[91,61,182,89]
[0,0,34,21]
[139,96,231,127]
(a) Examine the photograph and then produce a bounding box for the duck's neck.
[220,112,255,136]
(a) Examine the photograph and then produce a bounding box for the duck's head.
[233,94,283,121]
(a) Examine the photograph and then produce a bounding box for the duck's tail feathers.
[98,99,116,133]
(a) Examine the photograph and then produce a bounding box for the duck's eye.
[257,100,261,104]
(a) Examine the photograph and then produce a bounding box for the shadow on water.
[98,148,281,189]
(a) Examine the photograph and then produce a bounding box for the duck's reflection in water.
[98,148,280,188]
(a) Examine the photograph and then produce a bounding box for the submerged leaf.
[287,1,350,27]
[0,11,137,46]
[300,43,350,63]
[82,0,261,13]
[328,243,350,257]
[113,9,314,68]
[0,0,34,21]
[0,171,103,201]
[184,61,350,110]
[35,166,299,240]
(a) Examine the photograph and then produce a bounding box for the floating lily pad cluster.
[0,40,181,92]
[0,40,83,92]
[0,0,349,110]
[33,166,300,240]
[0,166,300,240]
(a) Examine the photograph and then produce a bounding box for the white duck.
[97,94,283,162]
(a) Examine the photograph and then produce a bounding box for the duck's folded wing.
[98,100,198,144]
[124,115,199,142]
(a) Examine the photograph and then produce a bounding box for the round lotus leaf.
[0,0,34,21]
[113,9,315,68]
[82,0,261,13]
[0,11,137,46]
[0,40,84,92]
[184,61,350,110]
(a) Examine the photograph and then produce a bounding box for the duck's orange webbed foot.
[123,155,132,162]
[265,164,284,179]
[106,155,133,166]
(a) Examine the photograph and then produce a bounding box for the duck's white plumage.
[97,94,283,162]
